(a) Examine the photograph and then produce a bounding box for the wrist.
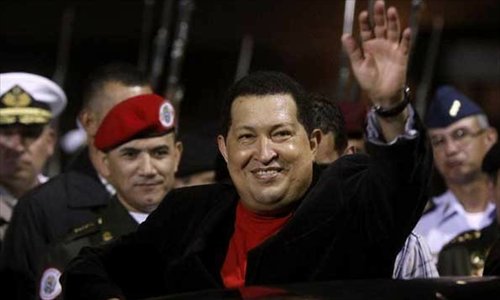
[373,86,411,118]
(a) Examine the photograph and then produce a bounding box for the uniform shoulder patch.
[39,267,62,300]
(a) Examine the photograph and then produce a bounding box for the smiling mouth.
[251,167,283,181]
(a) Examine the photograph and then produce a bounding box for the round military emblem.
[159,101,175,128]
[39,268,62,300]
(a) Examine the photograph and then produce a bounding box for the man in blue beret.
[414,85,498,275]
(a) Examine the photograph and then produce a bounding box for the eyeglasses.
[430,127,486,149]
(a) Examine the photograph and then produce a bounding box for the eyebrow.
[118,144,170,153]
[233,123,295,132]
[150,145,170,152]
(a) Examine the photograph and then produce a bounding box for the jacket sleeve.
[0,191,50,299]
[328,110,432,260]
[61,189,184,300]
[367,111,432,252]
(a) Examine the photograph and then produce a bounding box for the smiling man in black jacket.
[62,1,432,299]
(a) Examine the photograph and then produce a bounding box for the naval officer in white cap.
[0,72,67,242]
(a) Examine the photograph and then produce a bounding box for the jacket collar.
[64,148,111,208]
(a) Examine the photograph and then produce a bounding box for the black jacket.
[438,221,499,276]
[63,132,431,300]
[484,229,500,276]
[38,196,138,299]
[0,149,111,298]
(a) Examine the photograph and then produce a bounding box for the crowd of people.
[0,1,498,299]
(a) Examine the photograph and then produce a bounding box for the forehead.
[111,133,175,152]
[428,115,480,136]
[230,94,299,129]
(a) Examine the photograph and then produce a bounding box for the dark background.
[2,0,499,160]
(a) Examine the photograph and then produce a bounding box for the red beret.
[94,94,175,152]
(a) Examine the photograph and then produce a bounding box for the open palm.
[342,1,411,106]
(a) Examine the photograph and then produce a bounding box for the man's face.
[103,133,182,213]
[429,116,496,185]
[0,124,55,190]
[218,94,318,215]
[315,131,340,164]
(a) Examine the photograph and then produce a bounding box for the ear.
[217,135,228,163]
[100,153,111,178]
[43,127,57,157]
[485,127,498,146]
[309,129,321,156]
[174,141,183,173]
[78,109,99,137]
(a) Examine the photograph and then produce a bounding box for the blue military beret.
[425,85,484,129]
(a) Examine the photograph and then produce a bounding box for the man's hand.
[342,0,411,107]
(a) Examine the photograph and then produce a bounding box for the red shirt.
[220,201,292,288]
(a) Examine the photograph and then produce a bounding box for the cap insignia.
[449,100,461,117]
[1,85,33,108]
[159,101,175,128]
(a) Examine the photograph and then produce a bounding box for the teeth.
[256,170,278,176]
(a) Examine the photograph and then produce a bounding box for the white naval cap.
[0,72,67,125]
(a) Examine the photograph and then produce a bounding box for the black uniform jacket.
[63,132,431,300]
[484,228,500,276]
[437,221,499,276]
[0,149,111,298]
[38,196,138,299]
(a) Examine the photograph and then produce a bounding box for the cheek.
[110,162,134,186]
[158,158,178,176]
[227,146,253,167]
[27,139,51,162]
[286,139,312,160]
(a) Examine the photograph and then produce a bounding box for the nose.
[139,154,157,177]
[255,136,277,164]
[441,137,461,156]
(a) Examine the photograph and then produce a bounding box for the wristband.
[374,86,411,118]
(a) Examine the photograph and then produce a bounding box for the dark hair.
[311,93,348,153]
[219,71,312,137]
[82,62,150,110]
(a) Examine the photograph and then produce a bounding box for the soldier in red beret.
[95,93,182,215]
[0,63,156,299]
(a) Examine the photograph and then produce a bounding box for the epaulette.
[63,217,103,243]
[446,229,482,247]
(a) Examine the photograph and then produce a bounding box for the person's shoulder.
[18,168,102,211]
[320,153,370,173]
[420,191,452,216]
[168,183,237,205]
